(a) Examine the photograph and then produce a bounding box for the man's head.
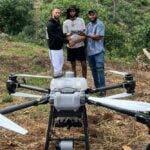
[52,8,61,20]
[88,9,97,23]
[67,5,79,19]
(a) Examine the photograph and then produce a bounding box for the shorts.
[67,46,86,61]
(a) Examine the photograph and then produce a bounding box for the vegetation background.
[0,0,150,59]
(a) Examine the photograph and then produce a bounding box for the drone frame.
[0,73,150,150]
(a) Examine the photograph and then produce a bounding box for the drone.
[0,71,150,150]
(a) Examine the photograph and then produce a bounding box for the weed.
[1,94,13,103]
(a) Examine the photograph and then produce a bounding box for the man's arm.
[80,24,105,41]
[86,34,103,40]
[79,32,103,41]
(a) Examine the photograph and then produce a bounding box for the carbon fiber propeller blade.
[88,97,150,112]
[0,114,28,135]
[11,92,42,98]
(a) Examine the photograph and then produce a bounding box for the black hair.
[66,5,80,19]
[88,9,97,14]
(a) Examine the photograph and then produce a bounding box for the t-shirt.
[63,17,85,48]
[86,19,105,56]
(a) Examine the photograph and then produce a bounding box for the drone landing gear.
[44,105,90,150]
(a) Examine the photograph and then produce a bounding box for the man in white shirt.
[63,5,87,78]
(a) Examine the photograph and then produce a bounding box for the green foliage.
[132,24,150,50]
[1,0,149,59]
[105,23,126,57]
[1,94,13,103]
[17,24,36,43]
[0,0,34,34]
[99,0,150,58]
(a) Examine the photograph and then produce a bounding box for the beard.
[90,18,97,23]
[69,13,76,19]
[53,16,59,20]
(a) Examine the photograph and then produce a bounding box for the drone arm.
[6,75,50,94]
[88,83,124,94]
[19,84,50,94]
[0,100,38,115]
[135,113,150,134]
[86,74,135,94]
[0,96,49,115]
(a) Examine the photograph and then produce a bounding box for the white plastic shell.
[53,92,81,111]
[59,140,73,150]
[50,77,88,91]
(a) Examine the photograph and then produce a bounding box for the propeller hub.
[6,75,18,94]
[124,74,136,94]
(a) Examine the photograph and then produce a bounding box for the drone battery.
[54,92,81,111]
[56,140,73,150]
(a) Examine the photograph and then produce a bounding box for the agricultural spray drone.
[0,71,150,150]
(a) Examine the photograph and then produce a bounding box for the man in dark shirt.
[47,8,68,78]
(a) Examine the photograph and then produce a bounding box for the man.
[63,5,87,78]
[47,8,68,78]
[81,10,106,95]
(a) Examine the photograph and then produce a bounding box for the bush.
[0,0,34,35]
[105,23,126,57]
[17,24,36,43]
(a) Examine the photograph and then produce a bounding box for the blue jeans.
[88,52,105,88]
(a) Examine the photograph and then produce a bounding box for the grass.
[1,94,13,103]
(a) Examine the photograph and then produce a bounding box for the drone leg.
[83,106,90,150]
[44,105,54,150]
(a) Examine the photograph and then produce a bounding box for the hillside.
[0,38,150,149]
[1,0,149,58]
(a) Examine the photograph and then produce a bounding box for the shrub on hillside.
[0,0,34,35]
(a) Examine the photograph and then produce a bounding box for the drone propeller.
[11,92,42,98]
[13,74,52,79]
[88,97,150,112]
[107,70,128,76]
[0,114,28,135]
[105,92,133,99]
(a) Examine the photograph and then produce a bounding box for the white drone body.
[50,77,88,111]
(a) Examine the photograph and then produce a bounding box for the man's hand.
[68,40,76,47]
[78,31,86,36]
[66,35,71,41]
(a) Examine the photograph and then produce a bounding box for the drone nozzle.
[6,75,18,94]
[124,74,136,94]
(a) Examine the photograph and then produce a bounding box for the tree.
[0,0,33,34]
